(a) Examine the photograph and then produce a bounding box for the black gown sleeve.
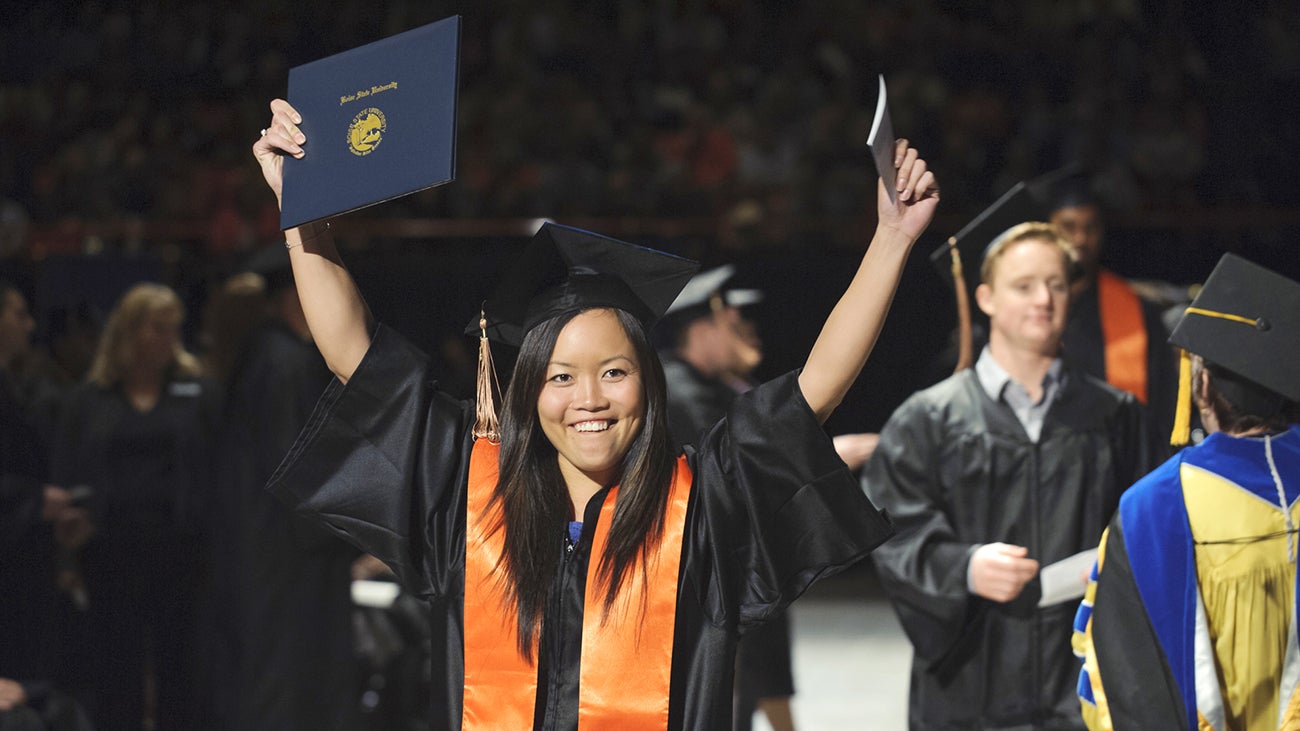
[1109,391,1163,487]
[687,370,894,630]
[861,391,980,667]
[265,324,475,599]
[1088,515,1187,729]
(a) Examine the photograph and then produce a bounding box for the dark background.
[2,0,1297,432]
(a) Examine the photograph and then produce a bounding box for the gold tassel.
[950,240,974,373]
[1170,348,1192,446]
[473,307,501,443]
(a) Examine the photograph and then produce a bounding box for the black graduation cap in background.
[653,264,763,349]
[926,165,1082,372]
[241,245,294,294]
[467,222,699,347]
[1169,254,1300,411]
[928,164,1084,294]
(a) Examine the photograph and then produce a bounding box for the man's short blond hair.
[979,222,1078,286]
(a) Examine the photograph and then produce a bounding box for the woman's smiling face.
[536,309,646,488]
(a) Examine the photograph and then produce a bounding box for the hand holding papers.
[867,74,897,204]
[1037,548,1099,608]
[278,15,462,230]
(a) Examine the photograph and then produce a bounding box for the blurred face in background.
[132,307,182,375]
[0,289,35,367]
[684,304,762,379]
[1050,204,1103,287]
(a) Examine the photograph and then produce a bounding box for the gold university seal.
[347,108,386,156]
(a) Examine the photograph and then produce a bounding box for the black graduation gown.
[267,324,894,731]
[52,374,219,729]
[1063,280,1179,444]
[0,370,58,702]
[661,355,738,448]
[861,366,1157,730]
[213,321,357,731]
[660,355,797,727]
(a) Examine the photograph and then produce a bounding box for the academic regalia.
[1063,274,1180,444]
[660,355,797,731]
[1075,254,1300,731]
[1076,427,1300,730]
[661,356,737,448]
[0,369,59,703]
[862,365,1156,729]
[213,319,358,731]
[52,374,219,730]
[268,322,892,731]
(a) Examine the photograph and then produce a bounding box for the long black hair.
[489,307,676,657]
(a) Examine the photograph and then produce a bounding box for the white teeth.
[574,421,610,432]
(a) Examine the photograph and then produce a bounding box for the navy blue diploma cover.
[280,15,460,230]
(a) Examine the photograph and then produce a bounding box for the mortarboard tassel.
[949,241,974,373]
[1170,348,1192,446]
[473,307,501,442]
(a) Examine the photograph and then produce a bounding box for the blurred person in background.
[52,283,218,731]
[208,249,360,731]
[1049,178,1181,442]
[0,279,93,731]
[657,265,880,731]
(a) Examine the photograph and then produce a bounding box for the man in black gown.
[863,224,1160,729]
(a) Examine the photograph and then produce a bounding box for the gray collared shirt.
[974,347,1064,443]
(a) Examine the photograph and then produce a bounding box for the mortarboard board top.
[664,265,763,317]
[928,165,1085,292]
[468,223,699,347]
[1169,253,1300,405]
[240,245,294,293]
[655,265,763,346]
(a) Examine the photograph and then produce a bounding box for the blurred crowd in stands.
[2,0,1298,258]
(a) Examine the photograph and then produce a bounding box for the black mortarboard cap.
[664,264,762,317]
[241,245,294,294]
[468,222,699,347]
[928,180,1045,294]
[928,165,1082,292]
[655,264,763,346]
[1169,254,1300,405]
[1045,169,1098,213]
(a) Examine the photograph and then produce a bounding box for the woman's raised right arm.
[253,98,374,383]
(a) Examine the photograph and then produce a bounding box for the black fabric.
[1063,279,1180,448]
[267,324,894,731]
[660,356,737,451]
[0,371,59,689]
[212,320,358,731]
[862,367,1158,730]
[51,376,218,731]
[660,354,797,731]
[1087,517,1187,731]
[469,222,699,346]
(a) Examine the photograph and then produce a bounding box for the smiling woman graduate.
[252,97,938,730]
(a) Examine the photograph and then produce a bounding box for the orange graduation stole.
[1097,270,1149,405]
[462,439,693,730]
